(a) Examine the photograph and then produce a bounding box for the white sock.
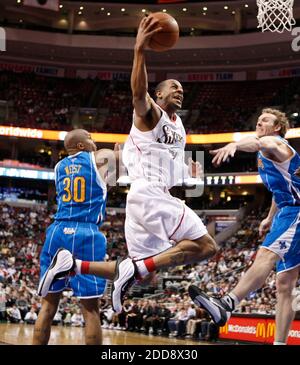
[75,259,82,274]
[273,341,286,345]
[223,292,240,311]
[135,260,149,278]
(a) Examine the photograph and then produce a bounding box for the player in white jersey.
[110,14,218,312]
[189,108,300,345]
[35,15,218,315]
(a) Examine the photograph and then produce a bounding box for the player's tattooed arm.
[170,251,186,266]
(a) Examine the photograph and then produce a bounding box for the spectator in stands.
[71,309,84,327]
[24,307,37,325]
[6,304,21,323]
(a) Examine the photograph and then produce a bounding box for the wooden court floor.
[0,323,215,345]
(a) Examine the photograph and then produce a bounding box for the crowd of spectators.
[0,71,94,130]
[0,70,299,134]
[0,203,283,342]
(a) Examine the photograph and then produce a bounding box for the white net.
[256,0,296,32]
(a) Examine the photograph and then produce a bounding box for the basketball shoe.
[188,285,232,326]
[38,248,75,297]
[111,257,137,313]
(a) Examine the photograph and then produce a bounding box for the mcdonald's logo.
[219,323,228,334]
[256,323,266,338]
[267,323,276,338]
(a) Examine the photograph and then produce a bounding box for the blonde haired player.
[189,109,300,345]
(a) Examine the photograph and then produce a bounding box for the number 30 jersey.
[54,151,107,226]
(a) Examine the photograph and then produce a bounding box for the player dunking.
[37,15,218,314]
[189,109,300,345]
[33,129,118,345]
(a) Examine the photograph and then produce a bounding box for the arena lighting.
[1,126,300,144]
[203,6,208,11]
[0,167,55,180]
[0,166,263,186]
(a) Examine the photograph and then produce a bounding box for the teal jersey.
[54,151,107,225]
[258,137,300,208]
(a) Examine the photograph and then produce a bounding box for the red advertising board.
[219,316,300,345]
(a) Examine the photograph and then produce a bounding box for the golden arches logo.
[219,323,228,334]
[267,323,276,338]
[256,323,266,338]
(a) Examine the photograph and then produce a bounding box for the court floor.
[0,323,216,345]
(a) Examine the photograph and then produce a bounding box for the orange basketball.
[148,12,179,52]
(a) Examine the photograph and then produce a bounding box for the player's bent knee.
[276,272,297,295]
[256,247,278,264]
[195,234,218,258]
[206,238,218,257]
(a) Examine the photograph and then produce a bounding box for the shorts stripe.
[169,205,185,240]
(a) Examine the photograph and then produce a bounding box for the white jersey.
[122,104,188,188]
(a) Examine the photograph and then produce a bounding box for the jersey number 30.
[62,176,86,203]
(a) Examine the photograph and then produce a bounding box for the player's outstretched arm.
[209,136,260,166]
[209,135,292,166]
[131,15,162,131]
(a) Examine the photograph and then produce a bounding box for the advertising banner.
[257,67,300,80]
[167,72,246,82]
[219,316,300,344]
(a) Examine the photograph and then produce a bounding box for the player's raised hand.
[209,143,237,167]
[294,167,300,177]
[188,157,203,179]
[135,15,162,50]
[258,218,272,238]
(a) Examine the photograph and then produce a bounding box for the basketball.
[148,12,179,52]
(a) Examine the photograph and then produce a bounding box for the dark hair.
[154,80,168,99]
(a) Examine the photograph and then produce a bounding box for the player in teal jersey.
[33,129,118,345]
[189,108,300,345]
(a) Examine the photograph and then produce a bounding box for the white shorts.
[125,180,207,260]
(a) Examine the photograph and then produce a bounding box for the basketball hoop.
[256,0,296,32]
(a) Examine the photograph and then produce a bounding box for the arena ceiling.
[0,0,300,70]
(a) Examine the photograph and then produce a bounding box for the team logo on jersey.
[157,125,183,145]
[257,158,264,170]
[279,241,287,250]
[63,227,76,235]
